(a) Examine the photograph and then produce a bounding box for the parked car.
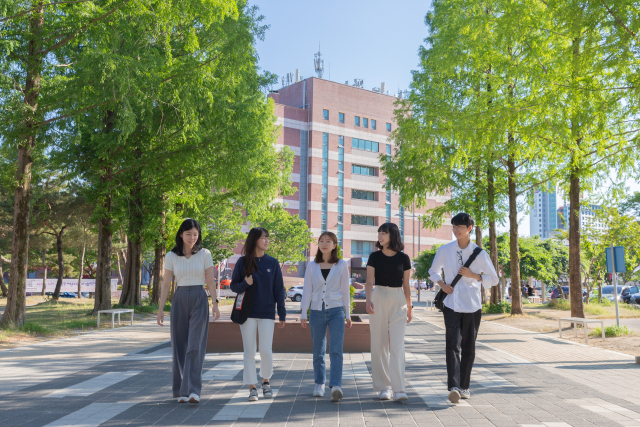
[550,286,587,300]
[287,286,303,302]
[60,292,77,298]
[622,286,639,304]
[602,285,630,302]
[353,288,366,300]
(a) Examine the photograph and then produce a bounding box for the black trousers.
[443,306,481,390]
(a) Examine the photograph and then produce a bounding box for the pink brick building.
[229,78,452,284]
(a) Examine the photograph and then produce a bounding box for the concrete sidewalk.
[2,300,640,426]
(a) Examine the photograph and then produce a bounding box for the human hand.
[245,275,253,285]
[366,301,375,314]
[157,310,164,326]
[346,318,352,329]
[278,320,286,329]
[441,284,454,294]
[458,267,478,279]
[406,308,412,324]
[211,305,220,321]
[301,319,308,328]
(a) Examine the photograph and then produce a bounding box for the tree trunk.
[52,228,67,301]
[151,203,166,305]
[93,202,113,314]
[41,249,47,296]
[507,155,523,315]
[116,251,124,286]
[0,262,7,297]
[487,165,499,304]
[119,164,143,307]
[77,243,85,298]
[568,166,585,318]
[119,238,142,306]
[0,6,44,327]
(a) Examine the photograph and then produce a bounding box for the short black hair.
[376,222,405,252]
[171,218,203,256]
[451,213,475,228]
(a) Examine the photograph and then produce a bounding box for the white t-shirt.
[165,249,214,287]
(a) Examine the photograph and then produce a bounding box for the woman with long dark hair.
[365,222,412,401]
[231,227,286,402]
[300,231,351,402]
[157,218,221,404]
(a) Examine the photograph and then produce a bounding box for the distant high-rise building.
[557,202,606,233]
[530,183,558,239]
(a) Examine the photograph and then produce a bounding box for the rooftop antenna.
[314,44,324,79]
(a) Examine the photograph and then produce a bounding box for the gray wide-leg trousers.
[170,286,209,398]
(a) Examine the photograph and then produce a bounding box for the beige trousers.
[369,286,407,393]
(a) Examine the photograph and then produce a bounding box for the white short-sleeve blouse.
[165,248,214,287]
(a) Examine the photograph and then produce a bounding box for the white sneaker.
[248,387,259,402]
[313,384,325,397]
[379,389,392,400]
[448,387,461,403]
[188,393,199,403]
[330,386,343,402]
[393,392,408,401]
[459,389,470,399]
[177,396,187,403]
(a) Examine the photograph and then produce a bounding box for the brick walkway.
[1,304,639,427]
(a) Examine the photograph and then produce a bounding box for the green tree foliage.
[252,204,314,274]
[413,245,442,282]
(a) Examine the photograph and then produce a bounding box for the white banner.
[26,278,118,293]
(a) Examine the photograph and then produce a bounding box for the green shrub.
[19,322,50,335]
[590,325,631,337]
[548,298,572,310]
[482,302,511,314]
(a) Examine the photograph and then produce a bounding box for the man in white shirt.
[428,213,499,403]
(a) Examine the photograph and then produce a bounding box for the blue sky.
[250,0,639,236]
[251,0,432,93]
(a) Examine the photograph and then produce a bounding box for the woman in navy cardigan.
[230,227,286,402]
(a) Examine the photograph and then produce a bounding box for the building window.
[352,240,376,256]
[371,119,376,130]
[352,138,379,152]
[323,109,329,120]
[352,215,376,226]
[386,144,391,155]
[386,122,391,132]
[338,136,344,246]
[322,133,329,232]
[352,164,376,176]
[363,118,368,128]
[355,116,360,127]
[339,112,345,123]
[352,189,375,201]
[386,204,391,223]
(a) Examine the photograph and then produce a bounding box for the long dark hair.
[171,218,203,256]
[375,222,404,252]
[242,227,269,276]
[314,231,340,264]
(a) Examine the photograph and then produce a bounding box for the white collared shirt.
[300,259,351,320]
[428,240,499,313]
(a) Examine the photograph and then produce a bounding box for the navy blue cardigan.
[230,255,286,321]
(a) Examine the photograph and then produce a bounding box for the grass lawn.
[524,299,640,318]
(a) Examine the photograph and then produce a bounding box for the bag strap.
[449,247,483,289]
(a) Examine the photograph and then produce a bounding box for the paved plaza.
[1,301,639,427]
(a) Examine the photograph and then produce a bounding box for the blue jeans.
[309,304,345,387]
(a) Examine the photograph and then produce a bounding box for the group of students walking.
[157,212,498,405]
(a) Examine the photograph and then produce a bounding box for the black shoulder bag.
[231,258,256,325]
[433,247,483,311]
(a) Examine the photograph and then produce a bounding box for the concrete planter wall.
[207,317,371,353]
[352,300,367,314]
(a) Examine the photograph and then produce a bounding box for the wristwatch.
[215,298,219,303]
